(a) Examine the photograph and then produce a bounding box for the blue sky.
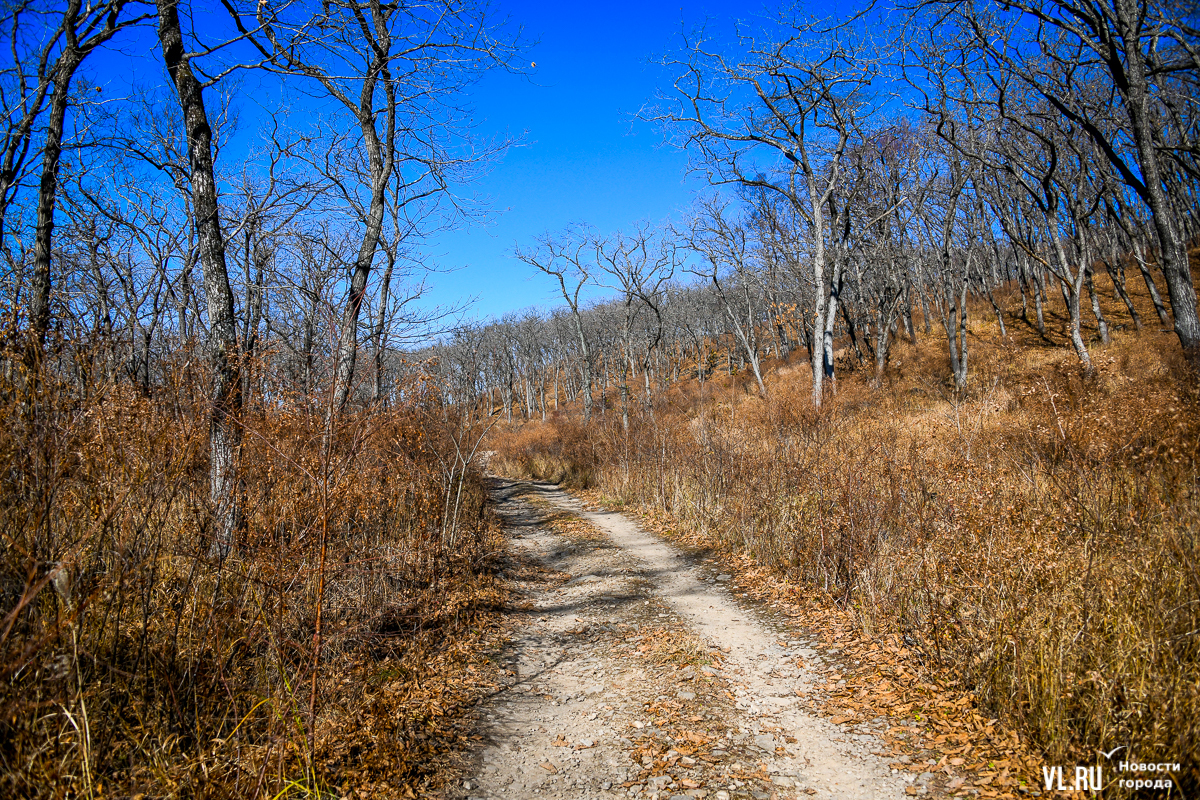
[81,0,855,326]
[421,0,863,324]
[420,0,723,322]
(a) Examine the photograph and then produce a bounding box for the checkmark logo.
[1100,746,1125,759]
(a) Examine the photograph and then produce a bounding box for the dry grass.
[490,265,1200,791]
[489,415,597,489]
[0,348,504,798]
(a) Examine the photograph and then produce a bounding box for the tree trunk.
[157,0,242,559]
[1085,266,1109,345]
[1115,1,1200,360]
[371,249,395,405]
[1105,244,1142,330]
[988,289,1007,338]
[809,234,829,406]
[1133,241,1170,324]
[1049,223,1092,371]
[29,43,83,357]
[331,77,395,417]
[1032,262,1047,336]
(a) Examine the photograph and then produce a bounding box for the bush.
[491,287,1200,787]
[0,349,501,798]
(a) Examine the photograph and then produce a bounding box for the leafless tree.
[239,0,522,418]
[0,0,149,357]
[515,227,598,421]
[155,0,245,557]
[679,199,769,397]
[595,224,676,429]
[654,9,885,405]
[918,0,1200,362]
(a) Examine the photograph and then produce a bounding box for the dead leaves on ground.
[615,500,1045,799]
[315,581,516,799]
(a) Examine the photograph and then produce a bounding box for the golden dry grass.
[0,354,505,798]
[490,264,1200,791]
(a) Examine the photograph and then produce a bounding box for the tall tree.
[156,0,243,557]
[655,10,883,406]
[1,0,148,356]
[923,0,1200,362]
[245,0,521,416]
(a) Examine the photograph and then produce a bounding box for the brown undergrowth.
[0,350,506,798]
[491,268,1200,795]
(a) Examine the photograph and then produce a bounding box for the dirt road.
[454,479,911,800]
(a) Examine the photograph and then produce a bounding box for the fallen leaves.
[616,504,1047,800]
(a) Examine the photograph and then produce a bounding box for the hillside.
[488,260,1200,795]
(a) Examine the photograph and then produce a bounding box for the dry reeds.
[490,269,1200,789]
[0,347,502,798]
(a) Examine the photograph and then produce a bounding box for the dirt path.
[455,479,910,800]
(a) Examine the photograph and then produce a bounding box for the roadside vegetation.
[490,269,1200,788]
[3,0,1197,796]
[1,0,519,795]
[0,354,505,797]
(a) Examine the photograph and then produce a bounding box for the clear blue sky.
[420,0,731,322]
[422,0,861,323]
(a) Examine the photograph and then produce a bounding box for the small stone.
[463,780,472,790]
[771,776,794,787]
[601,781,612,790]
[917,772,935,784]
[716,574,732,581]
[678,691,696,700]
[715,792,731,800]
[753,734,778,751]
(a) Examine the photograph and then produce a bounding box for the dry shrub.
[489,415,599,488]
[0,346,501,798]
[495,284,1200,789]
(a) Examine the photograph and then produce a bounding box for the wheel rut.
[454,478,907,800]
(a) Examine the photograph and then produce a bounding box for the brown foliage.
[0,349,503,798]
[491,276,1200,792]
[489,415,598,489]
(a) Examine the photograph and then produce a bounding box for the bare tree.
[0,0,149,357]
[921,0,1200,362]
[654,9,884,406]
[156,0,243,558]
[515,227,597,421]
[242,0,521,418]
[595,224,675,429]
[679,199,769,397]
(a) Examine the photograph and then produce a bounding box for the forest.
[1,0,1197,797]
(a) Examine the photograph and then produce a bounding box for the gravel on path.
[455,479,909,800]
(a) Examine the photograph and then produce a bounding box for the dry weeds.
[0,350,506,798]
[490,268,1200,795]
